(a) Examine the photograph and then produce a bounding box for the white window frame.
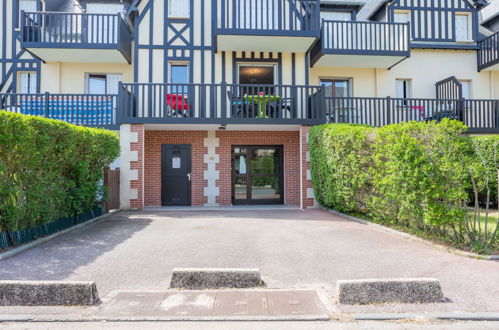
[168,62,190,84]
[320,78,353,97]
[18,0,38,28]
[237,63,278,85]
[455,12,472,42]
[320,10,353,21]
[168,0,190,18]
[396,79,412,99]
[17,71,37,94]
[393,10,411,24]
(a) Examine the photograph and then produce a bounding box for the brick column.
[119,124,144,210]
[300,126,315,209]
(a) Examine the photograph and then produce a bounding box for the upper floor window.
[86,3,124,14]
[169,0,190,18]
[320,11,352,21]
[393,10,410,24]
[17,71,37,94]
[455,13,471,42]
[18,0,37,27]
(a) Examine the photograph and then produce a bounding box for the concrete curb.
[336,278,444,305]
[0,210,120,261]
[352,312,499,322]
[170,268,263,289]
[0,281,99,306]
[322,207,499,260]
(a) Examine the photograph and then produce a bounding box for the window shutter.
[106,74,123,95]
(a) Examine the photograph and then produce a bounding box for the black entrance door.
[232,146,284,205]
[161,144,191,206]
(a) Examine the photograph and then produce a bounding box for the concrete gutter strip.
[170,268,263,289]
[0,210,120,261]
[0,281,99,306]
[322,207,499,261]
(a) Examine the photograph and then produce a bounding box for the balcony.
[213,0,320,52]
[119,83,325,126]
[478,32,499,71]
[0,93,118,129]
[311,21,410,68]
[325,97,499,133]
[21,12,132,63]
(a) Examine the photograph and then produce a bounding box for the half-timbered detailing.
[0,0,41,93]
[21,11,132,63]
[214,0,320,52]
[371,0,480,46]
[478,31,499,71]
[310,20,410,69]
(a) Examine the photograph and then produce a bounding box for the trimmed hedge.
[310,120,499,251]
[0,111,119,233]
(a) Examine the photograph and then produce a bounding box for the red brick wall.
[216,131,300,206]
[144,130,208,207]
[300,126,315,208]
[130,124,144,209]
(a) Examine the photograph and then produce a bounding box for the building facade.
[1,0,499,209]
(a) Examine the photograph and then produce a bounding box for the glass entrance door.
[232,146,283,205]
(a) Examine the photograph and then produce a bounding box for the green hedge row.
[0,111,120,232]
[310,120,499,251]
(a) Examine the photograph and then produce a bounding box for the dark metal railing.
[325,97,499,133]
[119,82,325,125]
[478,32,499,71]
[215,0,320,35]
[21,11,132,60]
[0,93,117,127]
[317,20,409,56]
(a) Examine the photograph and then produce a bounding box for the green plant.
[0,111,119,232]
[309,119,498,253]
[309,124,373,213]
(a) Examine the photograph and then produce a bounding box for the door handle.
[187,173,191,181]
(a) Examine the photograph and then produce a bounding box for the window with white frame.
[320,11,352,21]
[168,0,190,18]
[393,10,410,23]
[169,62,190,94]
[18,71,37,94]
[396,79,411,99]
[455,13,471,42]
[18,0,37,27]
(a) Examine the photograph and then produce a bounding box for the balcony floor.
[313,53,406,69]
[216,34,317,53]
[25,47,130,64]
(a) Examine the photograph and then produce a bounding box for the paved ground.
[0,209,498,315]
[1,321,499,330]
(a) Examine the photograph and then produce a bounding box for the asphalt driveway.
[0,209,498,314]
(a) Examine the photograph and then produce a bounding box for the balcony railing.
[214,0,320,36]
[311,20,410,66]
[325,97,499,133]
[119,83,325,125]
[0,93,118,128]
[478,32,499,71]
[21,11,132,62]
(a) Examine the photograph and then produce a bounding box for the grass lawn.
[466,209,498,234]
